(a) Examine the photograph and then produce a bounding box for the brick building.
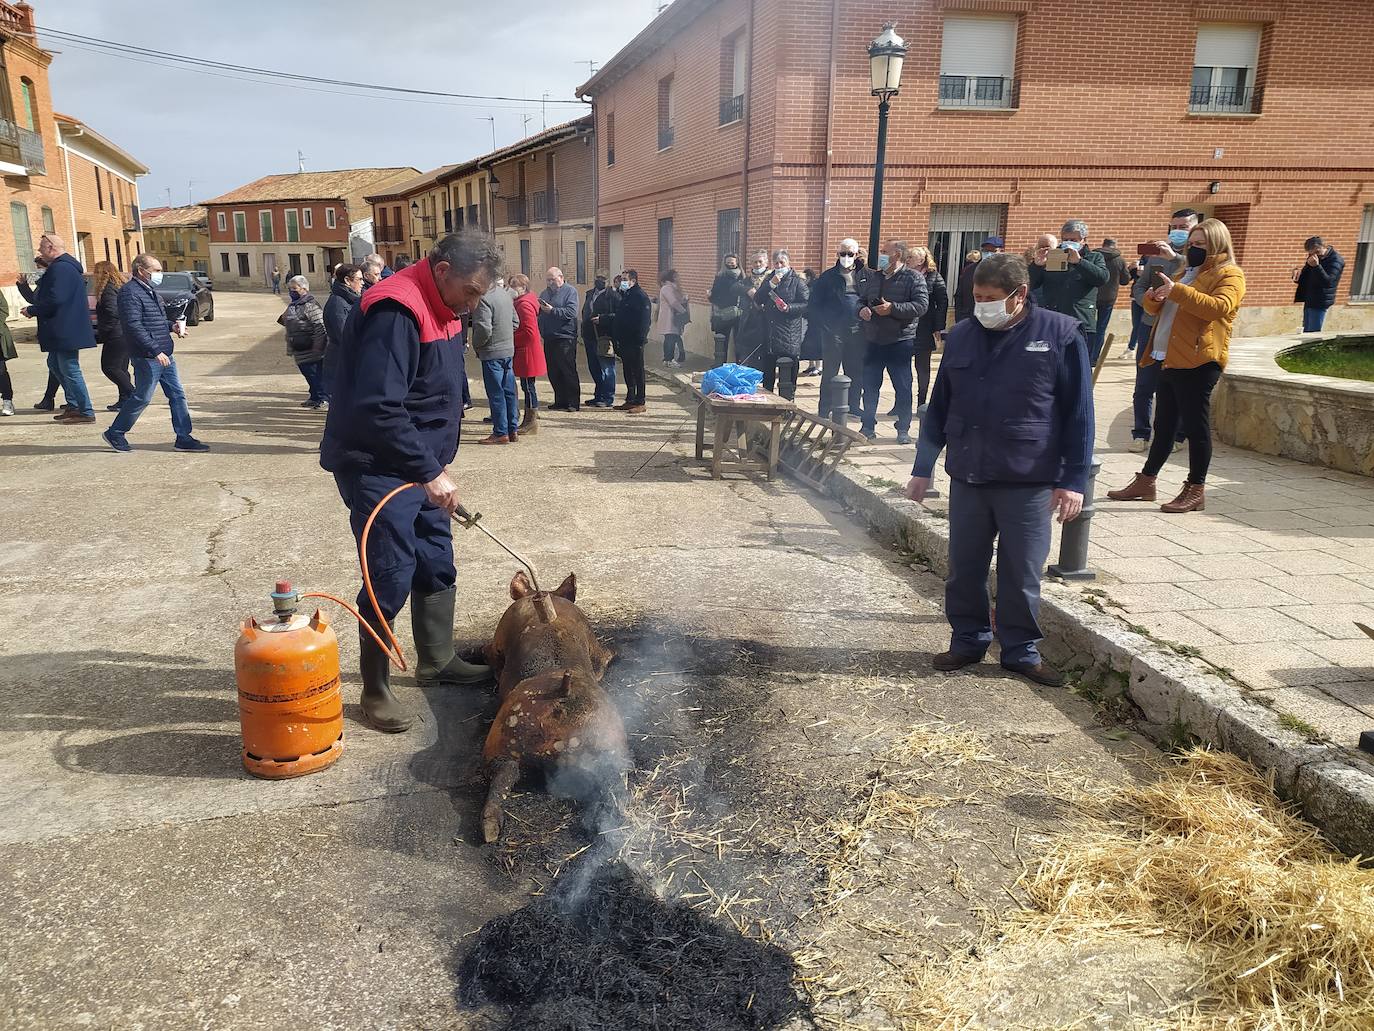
[0,1,72,289]
[55,112,147,273]
[578,0,1374,350]
[202,167,417,290]
[366,117,595,288]
[141,205,209,275]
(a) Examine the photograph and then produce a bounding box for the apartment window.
[940,16,1017,109]
[1351,206,1374,301]
[285,209,300,243]
[95,168,104,212]
[189,236,197,253]
[220,252,230,273]
[302,207,313,229]
[216,211,227,233]
[288,253,302,276]
[519,239,530,276]
[657,217,673,274]
[259,210,274,242]
[237,252,250,278]
[606,111,616,165]
[716,208,741,266]
[115,239,123,270]
[325,207,336,229]
[10,202,33,271]
[720,34,746,125]
[307,253,316,274]
[1191,24,1262,113]
[657,76,675,150]
[40,206,53,233]
[575,240,587,284]
[233,211,247,242]
[104,239,111,263]
[19,77,35,130]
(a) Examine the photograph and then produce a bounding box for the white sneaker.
[1173,439,1184,452]
[0,399,13,416]
[1129,438,1146,453]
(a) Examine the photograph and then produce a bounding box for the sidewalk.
[768,345,1374,753]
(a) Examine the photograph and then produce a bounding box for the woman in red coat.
[509,274,546,434]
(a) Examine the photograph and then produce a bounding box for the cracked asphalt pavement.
[0,293,1171,1029]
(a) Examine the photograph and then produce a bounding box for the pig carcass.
[481,571,627,843]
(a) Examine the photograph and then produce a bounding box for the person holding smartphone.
[1028,219,1109,362]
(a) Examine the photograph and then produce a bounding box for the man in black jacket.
[858,240,929,444]
[612,269,652,413]
[1295,237,1345,333]
[581,275,615,407]
[955,235,1003,324]
[810,237,874,417]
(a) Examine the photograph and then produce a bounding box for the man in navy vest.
[321,231,503,733]
[905,254,1093,687]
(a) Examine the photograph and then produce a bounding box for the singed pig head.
[510,570,577,603]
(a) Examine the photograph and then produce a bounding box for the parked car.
[154,271,214,325]
[190,271,213,292]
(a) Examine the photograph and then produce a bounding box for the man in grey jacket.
[472,279,521,444]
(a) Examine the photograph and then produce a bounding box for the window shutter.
[940,16,1016,78]
[732,39,747,96]
[1194,24,1261,69]
[1359,205,1374,245]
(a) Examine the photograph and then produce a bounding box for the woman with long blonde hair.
[909,245,948,415]
[1108,218,1246,514]
[92,260,133,410]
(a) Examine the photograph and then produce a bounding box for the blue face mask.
[1168,229,1190,248]
[619,280,631,292]
[1061,240,1083,252]
[877,254,890,271]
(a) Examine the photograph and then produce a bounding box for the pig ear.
[554,573,577,602]
[510,571,534,599]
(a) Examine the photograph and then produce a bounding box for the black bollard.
[776,357,797,401]
[1047,460,1102,581]
[830,374,852,427]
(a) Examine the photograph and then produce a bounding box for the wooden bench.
[691,385,795,481]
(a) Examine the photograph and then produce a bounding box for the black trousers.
[101,338,134,400]
[914,345,934,406]
[544,336,581,410]
[619,342,646,405]
[1143,362,1223,484]
[0,359,12,401]
[760,353,798,400]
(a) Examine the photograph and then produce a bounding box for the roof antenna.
[576,59,598,78]
[297,149,306,173]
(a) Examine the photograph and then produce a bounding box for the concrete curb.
[649,366,1374,856]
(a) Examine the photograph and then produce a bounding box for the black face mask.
[1186,246,1208,268]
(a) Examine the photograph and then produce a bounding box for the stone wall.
[1213,333,1374,477]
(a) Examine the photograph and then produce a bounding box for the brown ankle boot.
[1161,481,1205,514]
[1107,472,1157,502]
[519,405,538,435]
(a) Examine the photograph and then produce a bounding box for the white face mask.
[974,293,1022,330]
[838,255,855,270]
[149,271,163,286]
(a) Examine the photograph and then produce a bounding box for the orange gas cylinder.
[235,581,344,779]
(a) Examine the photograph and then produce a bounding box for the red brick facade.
[582,0,1374,332]
[206,199,353,248]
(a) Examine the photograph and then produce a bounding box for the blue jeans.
[861,340,915,436]
[1303,306,1328,333]
[521,377,539,409]
[298,359,328,403]
[109,356,193,438]
[1126,301,1147,351]
[49,350,93,417]
[582,335,617,405]
[946,480,1053,668]
[480,356,518,437]
[334,471,454,626]
[1131,357,1188,443]
[1089,306,1114,365]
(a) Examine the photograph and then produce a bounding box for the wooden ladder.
[749,408,868,491]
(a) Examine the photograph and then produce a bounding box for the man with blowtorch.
[321,231,504,732]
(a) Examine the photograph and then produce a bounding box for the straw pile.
[1022,748,1374,1028]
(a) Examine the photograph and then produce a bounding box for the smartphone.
[1137,243,1162,257]
[1148,268,1166,290]
[1045,249,1069,272]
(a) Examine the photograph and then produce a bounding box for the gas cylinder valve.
[270,580,300,622]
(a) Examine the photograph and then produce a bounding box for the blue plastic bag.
[701,363,763,397]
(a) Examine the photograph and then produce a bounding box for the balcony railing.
[938,75,1018,109]
[124,204,141,233]
[467,204,480,229]
[0,118,45,174]
[658,125,674,150]
[506,197,528,226]
[1189,85,1261,114]
[443,209,453,234]
[414,214,437,238]
[719,94,744,126]
[374,224,403,244]
[531,190,559,224]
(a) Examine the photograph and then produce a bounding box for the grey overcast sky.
[39,0,656,207]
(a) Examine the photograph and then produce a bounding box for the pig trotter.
[482,759,520,844]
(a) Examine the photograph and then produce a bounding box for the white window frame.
[258,209,274,242]
[325,207,337,229]
[216,211,226,232]
[232,210,247,243]
[1191,24,1262,114]
[1351,205,1374,302]
[284,208,300,243]
[938,14,1018,109]
[302,207,313,229]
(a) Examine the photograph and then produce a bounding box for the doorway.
[606,226,624,277]
[262,253,277,289]
[927,203,1006,291]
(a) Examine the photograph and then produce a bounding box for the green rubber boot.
[410,587,493,687]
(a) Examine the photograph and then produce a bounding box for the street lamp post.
[866,23,907,269]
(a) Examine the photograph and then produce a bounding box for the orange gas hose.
[302,481,422,671]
